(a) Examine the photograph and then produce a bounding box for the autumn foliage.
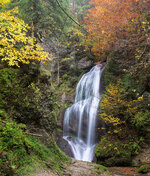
[0,3,51,67]
[84,0,148,56]
[100,80,144,133]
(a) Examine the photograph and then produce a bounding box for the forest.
[0,0,150,175]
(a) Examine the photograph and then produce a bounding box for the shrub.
[95,133,142,166]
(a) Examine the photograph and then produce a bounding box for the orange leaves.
[84,0,147,56]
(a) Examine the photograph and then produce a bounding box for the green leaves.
[7,0,72,40]
[132,110,150,129]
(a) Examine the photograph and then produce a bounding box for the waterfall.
[63,64,105,162]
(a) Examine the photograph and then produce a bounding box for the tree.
[69,0,91,22]
[0,0,10,8]
[100,80,143,133]
[0,7,51,67]
[84,0,148,56]
[5,0,73,41]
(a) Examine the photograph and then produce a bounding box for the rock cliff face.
[78,57,92,69]
[56,91,75,157]
[132,145,150,166]
[55,63,106,159]
[95,49,150,168]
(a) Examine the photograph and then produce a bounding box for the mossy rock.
[95,134,141,167]
[94,164,110,175]
[138,164,150,174]
[96,155,132,167]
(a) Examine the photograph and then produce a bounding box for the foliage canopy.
[0,7,51,67]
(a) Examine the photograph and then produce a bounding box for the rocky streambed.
[31,158,150,176]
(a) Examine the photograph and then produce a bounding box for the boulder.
[78,57,92,69]
[132,145,150,166]
[57,137,74,158]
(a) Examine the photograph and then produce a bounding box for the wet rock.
[57,137,74,157]
[92,155,97,163]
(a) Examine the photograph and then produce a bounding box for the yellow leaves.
[138,96,143,100]
[100,80,143,134]
[113,130,119,134]
[101,112,121,126]
[131,19,134,22]
[114,147,118,150]
[102,30,105,34]
[0,8,52,67]
[0,0,11,7]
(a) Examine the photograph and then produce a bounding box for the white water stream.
[63,64,105,162]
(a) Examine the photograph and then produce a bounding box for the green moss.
[97,46,150,166]
[0,118,69,176]
[95,133,141,166]
[138,165,150,174]
[0,66,71,176]
[94,164,110,174]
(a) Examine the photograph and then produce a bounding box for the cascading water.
[63,64,105,162]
